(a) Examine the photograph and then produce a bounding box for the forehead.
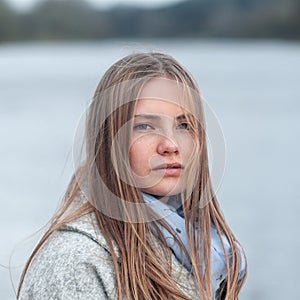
[134,99,185,118]
[139,77,186,102]
[137,77,192,115]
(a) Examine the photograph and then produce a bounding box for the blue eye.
[176,122,191,130]
[133,123,153,131]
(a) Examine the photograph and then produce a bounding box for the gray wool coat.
[19,192,201,300]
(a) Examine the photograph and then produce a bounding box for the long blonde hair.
[18,52,247,299]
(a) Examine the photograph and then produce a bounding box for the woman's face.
[129,77,196,198]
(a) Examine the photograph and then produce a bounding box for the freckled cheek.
[178,135,197,161]
[129,139,153,176]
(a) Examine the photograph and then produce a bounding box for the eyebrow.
[134,114,161,121]
[176,114,187,121]
[134,114,187,121]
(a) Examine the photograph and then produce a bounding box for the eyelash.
[133,122,191,131]
[176,122,191,130]
[133,123,154,131]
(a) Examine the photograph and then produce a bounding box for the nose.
[157,135,179,155]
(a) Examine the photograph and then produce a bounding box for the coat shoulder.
[19,221,117,300]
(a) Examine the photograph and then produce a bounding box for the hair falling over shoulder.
[18,52,247,300]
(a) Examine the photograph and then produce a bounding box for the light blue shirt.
[143,193,246,299]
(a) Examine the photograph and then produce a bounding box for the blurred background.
[0,0,299,299]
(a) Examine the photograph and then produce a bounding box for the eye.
[176,122,191,130]
[133,123,154,131]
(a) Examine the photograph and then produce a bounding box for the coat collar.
[60,191,200,298]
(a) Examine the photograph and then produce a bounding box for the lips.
[153,163,183,170]
[153,163,183,176]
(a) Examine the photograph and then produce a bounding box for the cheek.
[129,139,150,175]
[179,135,197,158]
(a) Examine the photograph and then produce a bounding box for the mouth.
[153,163,183,170]
[152,163,183,176]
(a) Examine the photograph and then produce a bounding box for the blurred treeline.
[0,0,299,42]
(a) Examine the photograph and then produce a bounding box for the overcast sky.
[7,0,184,11]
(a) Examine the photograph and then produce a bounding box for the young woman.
[18,52,247,299]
